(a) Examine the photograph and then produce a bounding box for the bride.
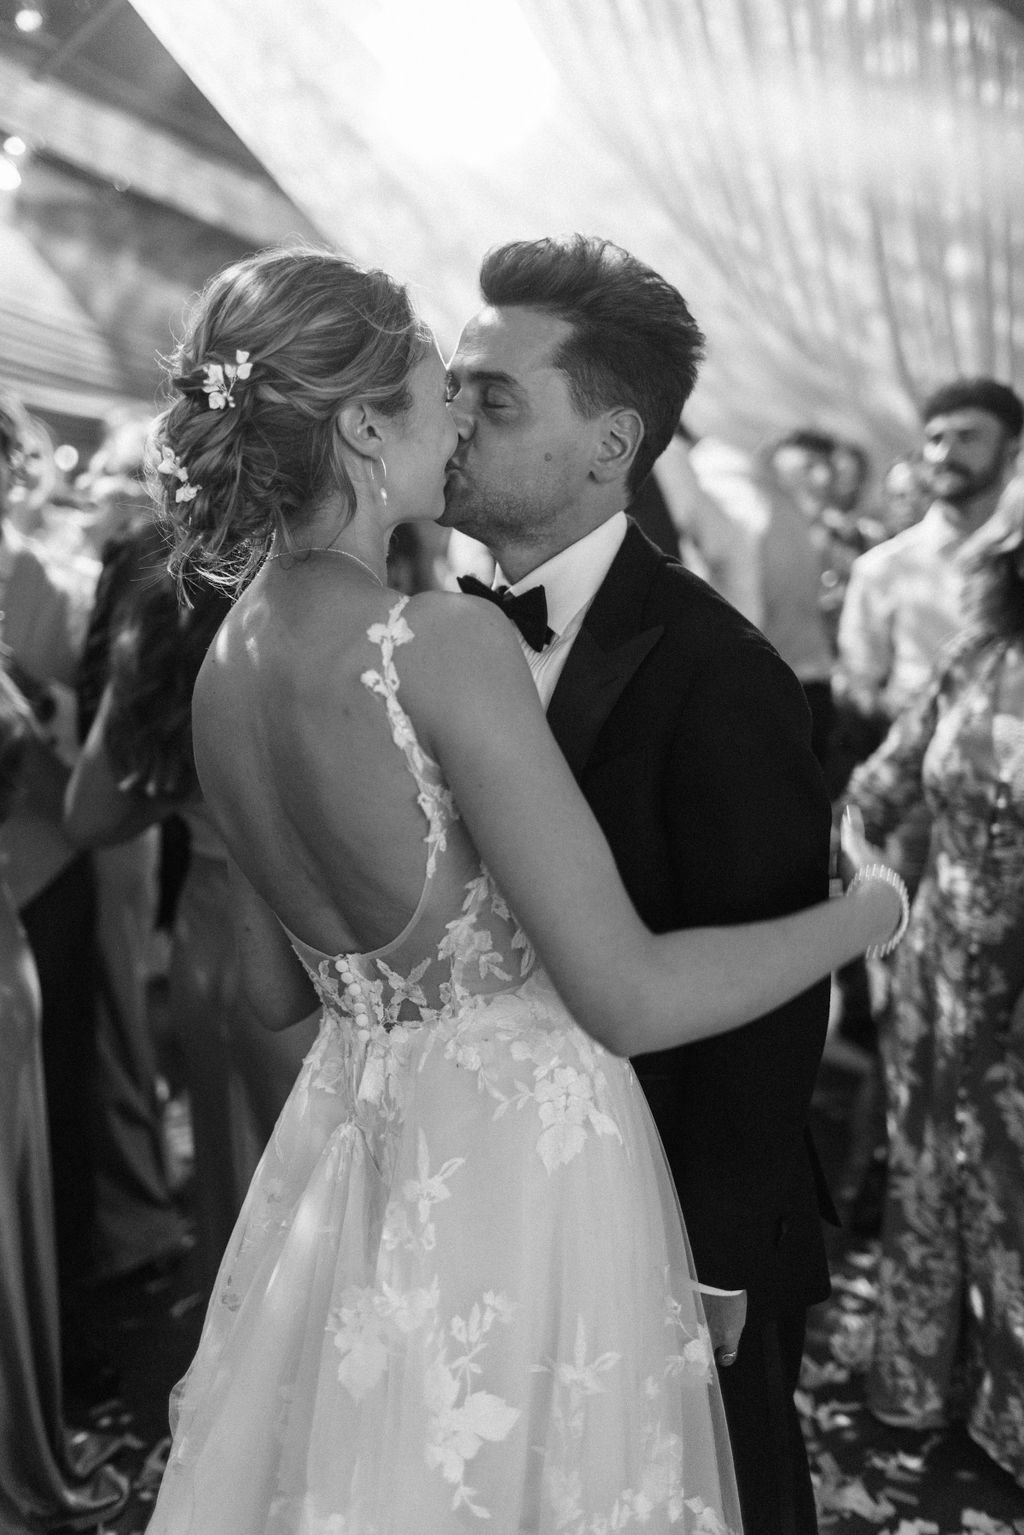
[145,247,904,1535]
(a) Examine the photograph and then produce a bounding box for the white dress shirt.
[499,511,629,708]
[836,503,977,720]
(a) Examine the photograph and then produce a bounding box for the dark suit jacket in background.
[546,520,835,1324]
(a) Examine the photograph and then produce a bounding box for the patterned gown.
[849,636,1024,1487]
[146,599,741,1535]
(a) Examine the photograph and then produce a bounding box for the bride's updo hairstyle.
[152,246,429,593]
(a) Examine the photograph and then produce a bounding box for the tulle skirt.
[147,976,741,1534]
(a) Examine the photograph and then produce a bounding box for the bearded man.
[836,377,1023,730]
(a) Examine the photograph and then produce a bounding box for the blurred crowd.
[0,364,1022,1527]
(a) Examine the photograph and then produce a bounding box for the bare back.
[192,567,524,990]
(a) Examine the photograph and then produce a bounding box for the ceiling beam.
[989,0,1024,26]
[0,51,318,246]
[30,0,125,82]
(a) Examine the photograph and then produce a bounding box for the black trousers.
[718,1308,819,1535]
[20,854,101,1298]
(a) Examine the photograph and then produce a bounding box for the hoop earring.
[369,457,388,508]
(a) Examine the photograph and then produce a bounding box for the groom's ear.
[334,401,385,458]
[591,407,643,485]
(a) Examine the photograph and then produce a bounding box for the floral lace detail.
[326,1134,521,1521]
[288,596,536,1042]
[360,597,455,879]
[538,1307,726,1534]
[428,982,623,1173]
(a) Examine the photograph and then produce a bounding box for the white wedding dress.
[147,599,742,1535]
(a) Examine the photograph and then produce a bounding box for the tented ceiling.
[128,0,1024,465]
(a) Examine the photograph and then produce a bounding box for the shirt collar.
[501,511,628,636]
[919,501,982,551]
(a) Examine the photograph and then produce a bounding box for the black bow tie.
[457,574,555,651]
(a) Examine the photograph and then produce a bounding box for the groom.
[443,235,834,1535]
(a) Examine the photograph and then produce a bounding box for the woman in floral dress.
[849,475,1024,1487]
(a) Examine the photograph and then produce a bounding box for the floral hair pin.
[157,446,199,504]
[202,350,252,411]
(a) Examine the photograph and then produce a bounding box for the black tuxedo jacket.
[546,521,835,1322]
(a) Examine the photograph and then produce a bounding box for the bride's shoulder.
[394,589,532,705]
[400,588,522,658]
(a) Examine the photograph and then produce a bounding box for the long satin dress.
[0,876,126,1531]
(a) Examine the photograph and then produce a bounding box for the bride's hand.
[839,805,911,958]
[839,805,888,883]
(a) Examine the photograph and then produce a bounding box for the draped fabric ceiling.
[0,35,315,435]
[129,0,1024,466]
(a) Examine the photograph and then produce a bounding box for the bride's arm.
[228,859,320,1030]
[405,594,900,1059]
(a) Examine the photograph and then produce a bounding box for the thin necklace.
[265,546,386,588]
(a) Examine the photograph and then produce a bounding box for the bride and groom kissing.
[144,233,887,1535]
[440,236,835,1535]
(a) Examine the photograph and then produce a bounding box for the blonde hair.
[152,246,429,593]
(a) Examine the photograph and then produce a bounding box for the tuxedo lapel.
[546,522,666,778]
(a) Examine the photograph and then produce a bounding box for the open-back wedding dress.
[147,598,741,1535]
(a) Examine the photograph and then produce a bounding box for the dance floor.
[67,1060,1024,1533]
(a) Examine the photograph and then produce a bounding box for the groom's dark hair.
[479,234,705,495]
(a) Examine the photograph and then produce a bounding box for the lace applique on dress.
[287,597,535,1043]
[360,597,456,878]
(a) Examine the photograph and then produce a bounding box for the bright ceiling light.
[369,0,556,165]
[0,157,23,192]
[14,6,45,32]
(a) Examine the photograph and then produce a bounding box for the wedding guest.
[66,522,315,1291]
[768,428,836,525]
[769,429,884,663]
[829,439,872,520]
[848,472,1024,1489]
[73,480,192,1287]
[75,409,155,559]
[832,380,1022,1229]
[0,386,115,1397]
[650,420,764,617]
[140,245,905,1535]
[819,440,885,650]
[880,456,928,537]
[4,411,60,542]
[650,424,835,774]
[836,378,1022,737]
[0,664,129,1533]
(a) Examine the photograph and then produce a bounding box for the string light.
[14,5,45,32]
[0,131,28,193]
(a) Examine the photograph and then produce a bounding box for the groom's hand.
[699,1285,747,1367]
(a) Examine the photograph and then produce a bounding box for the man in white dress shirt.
[836,377,1023,732]
[443,235,834,1535]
